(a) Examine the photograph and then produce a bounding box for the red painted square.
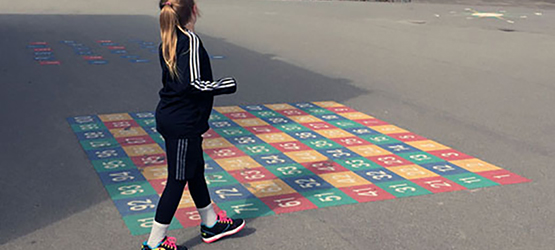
[478,169,532,185]
[332,137,372,147]
[131,154,166,167]
[245,125,281,134]
[277,109,308,117]
[224,112,256,119]
[388,132,428,142]
[175,207,201,228]
[412,176,466,193]
[340,184,396,202]
[368,155,413,167]
[428,149,474,161]
[357,119,389,127]
[229,167,278,183]
[149,178,167,194]
[205,147,247,159]
[104,120,140,129]
[116,135,156,147]
[260,193,317,214]
[270,141,312,152]
[301,161,349,175]
[40,61,61,65]
[305,122,335,130]
[202,129,221,139]
[326,107,357,113]
[34,48,52,52]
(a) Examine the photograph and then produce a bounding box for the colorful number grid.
[68,101,531,235]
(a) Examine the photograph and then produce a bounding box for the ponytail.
[159,0,196,79]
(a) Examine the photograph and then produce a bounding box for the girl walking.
[142,1,245,249]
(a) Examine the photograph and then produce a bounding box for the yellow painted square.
[265,103,295,110]
[243,179,296,198]
[284,150,328,163]
[406,140,451,151]
[214,106,244,113]
[313,101,344,108]
[109,127,148,138]
[141,165,168,180]
[98,113,133,122]
[289,116,323,124]
[370,125,410,134]
[203,138,234,149]
[388,165,438,180]
[348,145,390,157]
[233,118,268,127]
[178,191,195,208]
[123,144,165,157]
[315,129,355,139]
[451,159,501,173]
[257,133,296,143]
[340,112,374,120]
[320,172,372,187]
[214,156,262,171]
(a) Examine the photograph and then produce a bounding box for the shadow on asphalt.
[0,14,368,244]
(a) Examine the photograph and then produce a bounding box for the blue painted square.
[343,127,379,136]
[75,130,113,140]
[291,102,317,110]
[261,116,293,125]
[378,143,420,154]
[289,130,326,141]
[228,135,265,145]
[77,51,93,55]
[113,194,159,217]
[282,175,334,193]
[111,50,127,54]
[209,119,240,129]
[144,126,158,135]
[130,112,155,120]
[317,148,360,160]
[355,168,406,184]
[98,168,146,186]
[419,162,470,176]
[100,42,118,46]
[86,147,128,161]
[88,60,109,65]
[34,56,56,61]
[208,183,255,203]
[240,105,271,112]
[204,160,225,173]
[252,153,295,166]
[314,114,343,121]
[67,115,101,125]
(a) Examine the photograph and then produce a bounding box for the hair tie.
[164,1,172,6]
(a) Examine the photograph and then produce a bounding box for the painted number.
[118,184,145,195]
[127,199,155,211]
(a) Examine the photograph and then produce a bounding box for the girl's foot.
[141,236,185,250]
[200,210,246,243]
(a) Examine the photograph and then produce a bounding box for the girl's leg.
[146,138,187,248]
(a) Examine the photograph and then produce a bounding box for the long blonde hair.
[159,0,195,79]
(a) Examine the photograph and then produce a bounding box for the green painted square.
[264,163,312,179]
[276,123,311,133]
[92,158,137,172]
[80,138,120,151]
[214,127,251,138]
[203,152,212,162]
[206,171,240,188]
[217,198,275,219]
[301,138,342,150]
[71,122,106,132]
[445,173,500,189]
[209,113,228,121]
[136,118,156,127]
[359,134,402,145]
[397,151,444,165]
[106,181,158,200]
[123,212,182,236]
[376,180,432,198]
[301,188,357,208]
[304,108,334,115]
[251,110,281,118]
[236,144,281,156]
[335,157,383,171]
[328,120,362,129]
[150,133,165,145]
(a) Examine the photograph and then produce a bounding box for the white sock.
[198,203,217,227]
[147,221,170,248]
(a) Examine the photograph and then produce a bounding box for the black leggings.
[154,137,211,224]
